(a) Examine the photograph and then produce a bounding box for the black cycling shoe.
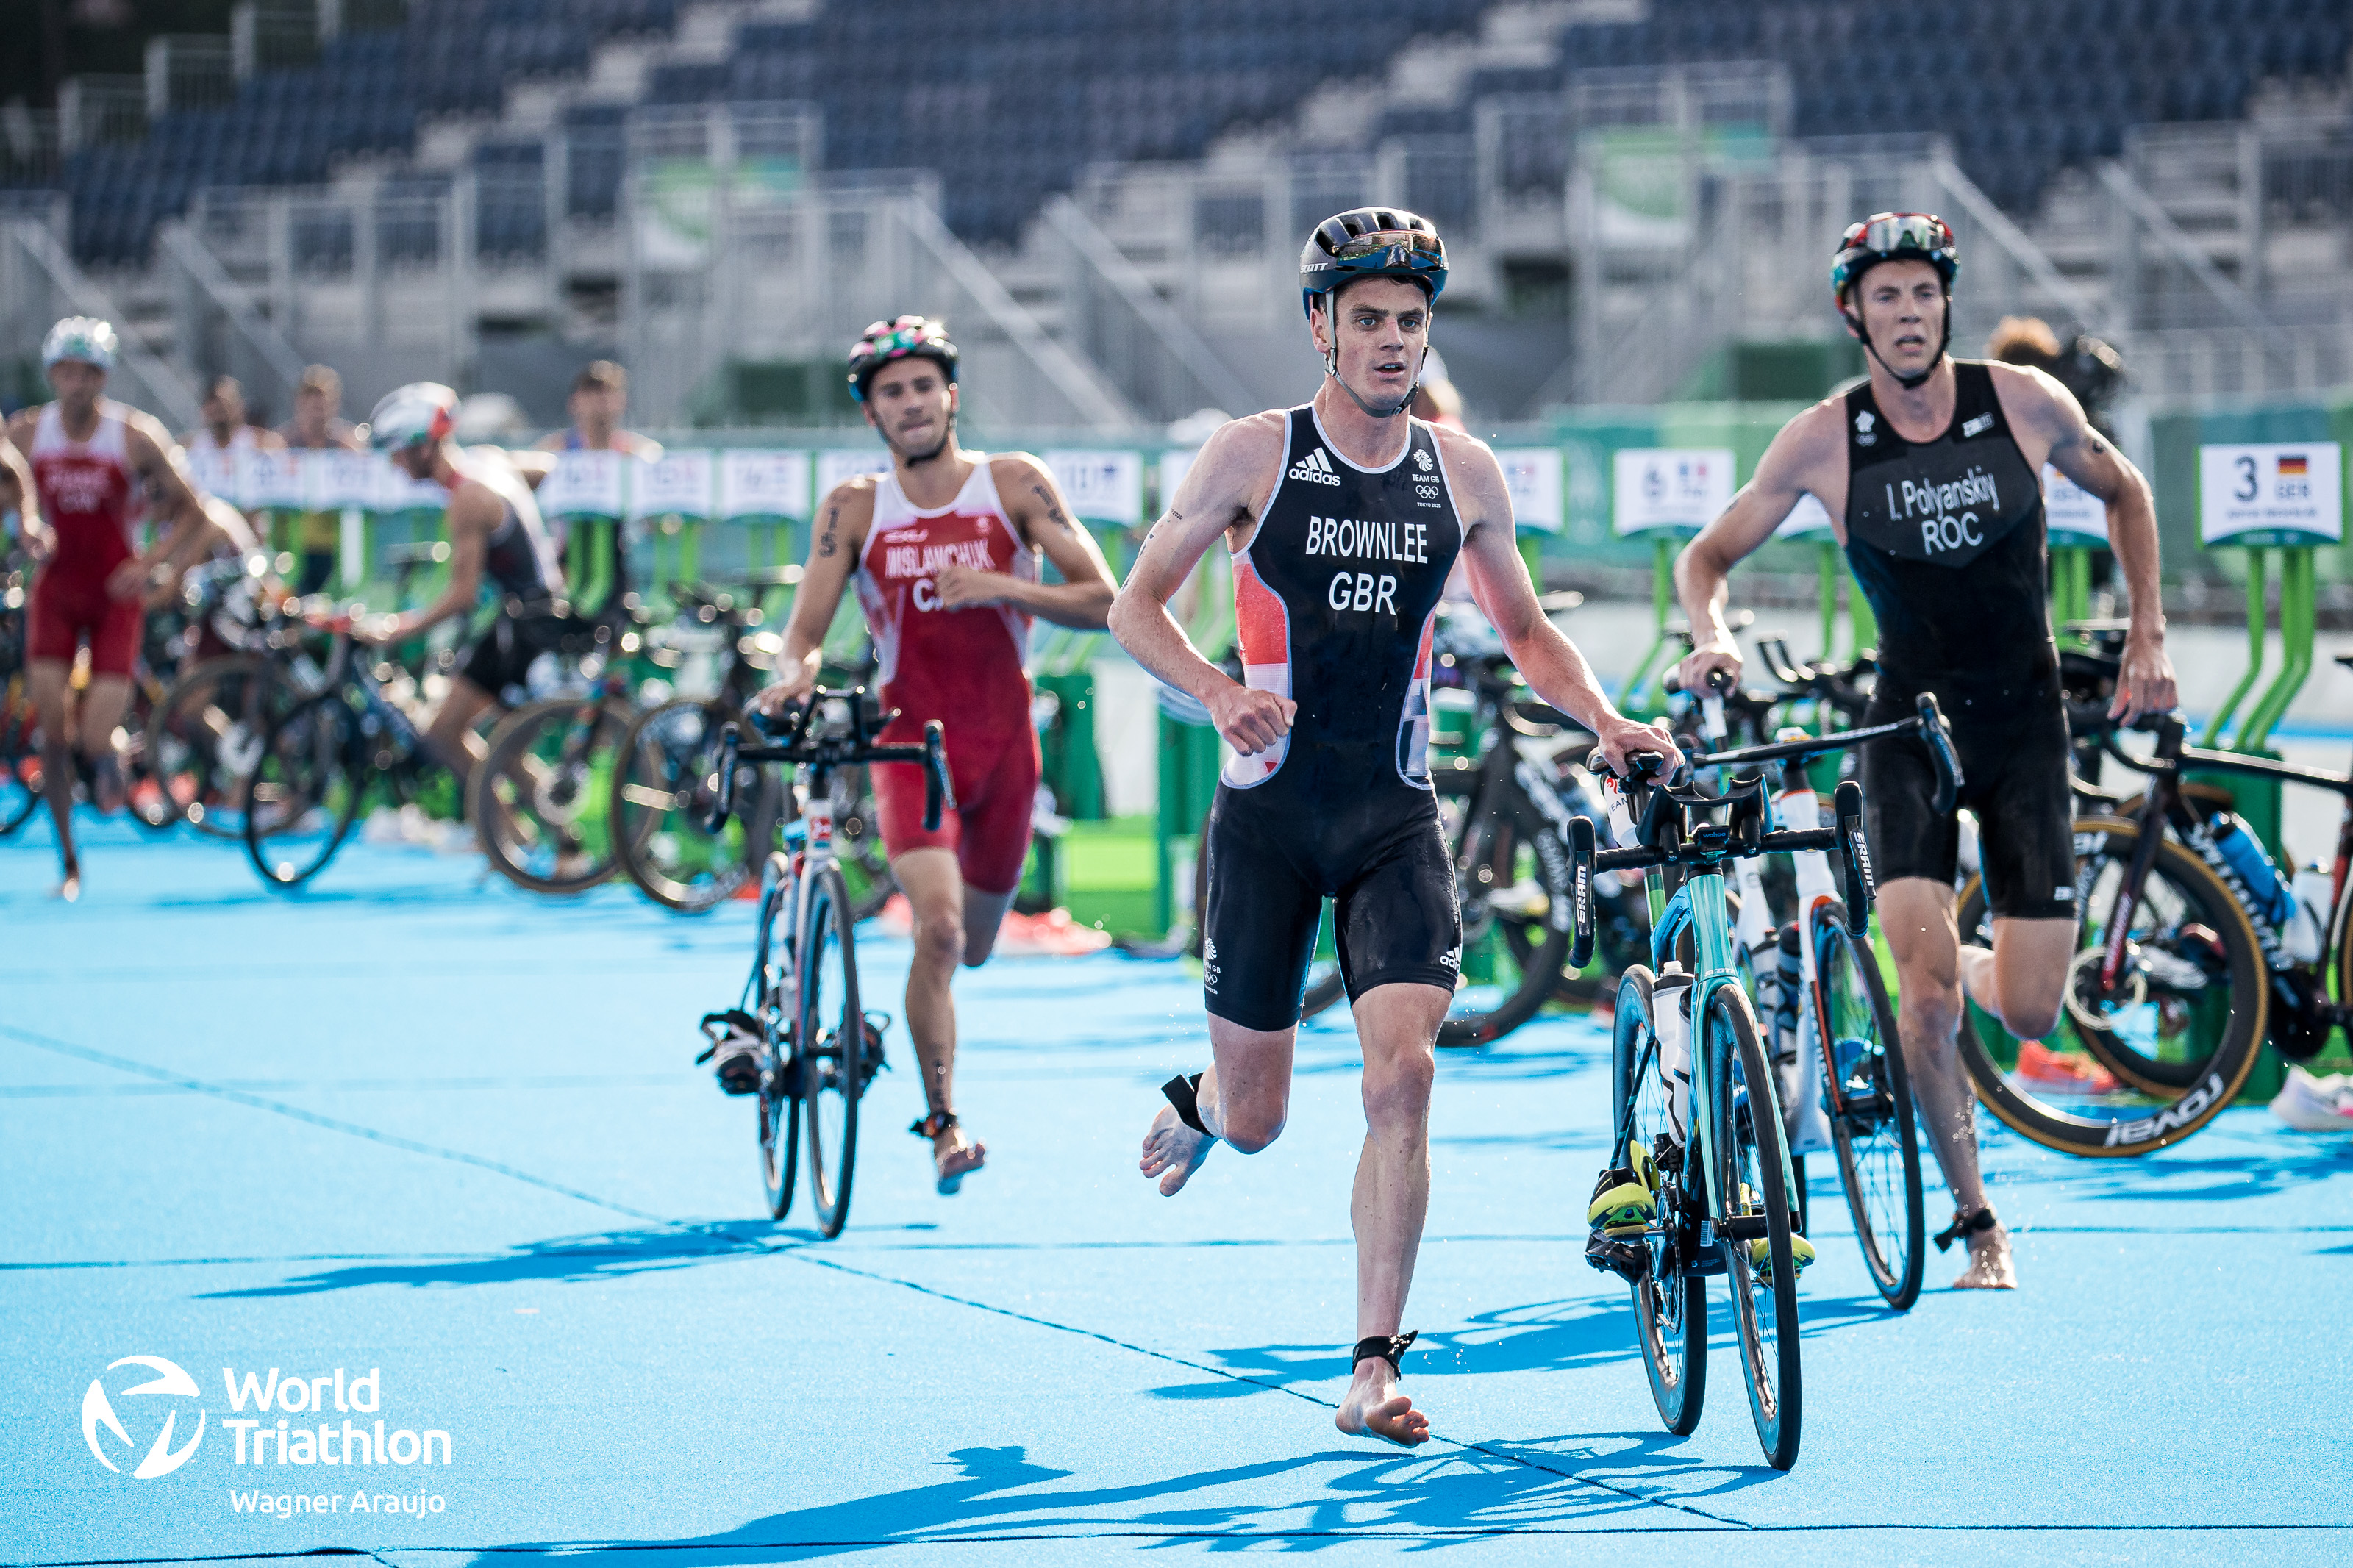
[696,1009,768,1096]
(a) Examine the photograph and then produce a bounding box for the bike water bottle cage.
[1350,1331,1418,1375]
[1932,1206,1997,1252]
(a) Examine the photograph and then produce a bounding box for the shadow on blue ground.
[193,1222,802,1297]
[444,1441,1715,1559]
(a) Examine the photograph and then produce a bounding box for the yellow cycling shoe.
[1586,1146,1660,1236]
[1746,1233,1817,1284]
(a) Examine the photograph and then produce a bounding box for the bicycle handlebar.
[705,688,955,836]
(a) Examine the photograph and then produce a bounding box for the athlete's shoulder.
[2,405,38,448]
[818,470,883,512]
[1777,394,1854,457]
[1199,409,1288,472]
[985,450,1052,488]
[1427,419,1496,468]
[1980,358,2080,437]
[115,404,182,465]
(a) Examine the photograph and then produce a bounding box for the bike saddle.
[2335,652,2353,673]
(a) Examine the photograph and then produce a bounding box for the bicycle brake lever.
[1567,815,1597,970]
[1914,692,1965,815]
[706,723,743,834]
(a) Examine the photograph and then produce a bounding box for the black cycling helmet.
[1299,209,1447,418]
[846,315,958,403]
[1299,208,1448,322]
[1831,212,1960,390]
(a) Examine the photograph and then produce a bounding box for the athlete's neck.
[1865,354,1958,443]
[55,398,101,442]
[1310,379,1413,470]
[890,432,974,510]
[207,420,237,447]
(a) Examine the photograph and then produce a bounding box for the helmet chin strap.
[1848,297,1951,393]
[1323,333,1427,420]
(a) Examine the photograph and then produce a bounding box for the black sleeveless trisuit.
[1844,360,2076,920]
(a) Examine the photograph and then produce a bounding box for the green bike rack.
[2199,550,2274,750]
[2238,547,2317,753]
[563,518,619,616]
[647,515,704,596]
[1617,536,1682,715]
[2049,545,2098,636]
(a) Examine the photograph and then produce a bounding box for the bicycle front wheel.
[1441,785,1573,1047]
[1812,906,1924,1310]
[474,696,633,895]
[755,861,801,1221]
[1707,984,1802,1471]
[146,655,294,838]
[1612,966,1706,1434]
[610,698,768,912]
[243,690,367,887]
[799,864,865,1239]
[1955,817,2265,1157]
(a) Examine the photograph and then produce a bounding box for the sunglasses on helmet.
[1843,213,1954,254]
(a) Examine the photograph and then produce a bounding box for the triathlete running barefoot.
[1,318,220,898]
[1671,214,2177,1289]
[1114,211,1675,1445]
[349,383,566,790]
[751,318,1116,1195]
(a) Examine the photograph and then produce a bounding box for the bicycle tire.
[1813,906,1924,1310]
[823,763,897,923]
[1440,784,1573,1046]
[1708,982,1802,1471]
[243,690,368,888]
[0,686,40,837]
[610,697,767,912]
[1613,966,1707,1435]
[472,695,635,896]
[755,858,801,1221]
[1954,817,2265,1157]
[146,655,295,839]
[799,864,863,1239]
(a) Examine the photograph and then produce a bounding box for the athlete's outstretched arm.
[932,455,1115,628]
[361,483,499,644]
[1440,432,1677,775]
[2018,371,2177,721]
[1673,404,1840,692]
[756,482,871,712]
[1107,415,1294,756]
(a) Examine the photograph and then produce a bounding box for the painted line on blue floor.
[0,1023,673,1226]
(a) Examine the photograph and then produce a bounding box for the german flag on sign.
[2279,454,2310,476]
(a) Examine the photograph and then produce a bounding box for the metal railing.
[1040,196,1254,423]
[1,220,202,429]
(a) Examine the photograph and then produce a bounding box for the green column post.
[2202,550,2271,748]
[2241,547,2315,753]
[1818,543,1839,662]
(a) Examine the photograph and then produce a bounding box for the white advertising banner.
[816,448,892,498]
[1613,448,1734,536]
[1045,450,1146,527]
[1775,492,1835,540]
[316,450,382,512]
[1497,448,1564,534]
[538,450,628,520]
[2042,462,2110,545]
[629,449,715,521]
[718,449,813,521]
[183,445,240,509]
[237,448,306,512]
[1155,450,1197,518]
[2199,442,2343,547]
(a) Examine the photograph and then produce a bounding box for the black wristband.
[1161,1073,1207,1135]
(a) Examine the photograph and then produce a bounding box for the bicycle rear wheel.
[1812,907,1924,1310]
[243,690,367,887]
[1443,784,1573,1046]
[1955,817,2265,1156]
[146,655,293,838]
[799,864,864,1238]
[754,858,800,1220]
[474,696,634,895]
[1707,984,1802,1470]
[1612,967,1707,1434]
[0,684,40,837]
[610,698,769,912]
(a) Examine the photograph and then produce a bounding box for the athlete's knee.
[1362,1043,1435,1131]
[913,909,966,967]
[1220,1098,1287,1154]
[1998,987,2066,1044]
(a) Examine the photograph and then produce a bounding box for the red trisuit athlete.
[1,318,217,898]
[746,316,1118,1194]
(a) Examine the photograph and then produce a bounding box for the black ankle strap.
[1162,1073,1207,1134]
[1933,1206,1998,1253]
[909,1110,958,1139]
[1351,1331,1417,1375]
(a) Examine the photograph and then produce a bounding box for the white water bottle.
[2288,864,2332,964]
[1653,967,1694,1145]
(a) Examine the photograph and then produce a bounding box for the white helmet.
[42,316,118,370]
[367,382,459,452]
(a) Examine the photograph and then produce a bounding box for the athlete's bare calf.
[1140,983,1443,1447]
[1879,879,2074,1290]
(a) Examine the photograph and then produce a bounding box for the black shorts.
[457,610,574,703]
[1201,759,1463,1032]
[1861,687,2076,921]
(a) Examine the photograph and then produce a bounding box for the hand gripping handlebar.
[704,688,954,837]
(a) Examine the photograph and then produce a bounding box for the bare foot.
[88,753,126,816]
[932,1128,986,1195]
[55,859,82,902]
[1138,1102,1213,1197]
[1953,1220,2018,1289]
[1335,1358,1430,1447]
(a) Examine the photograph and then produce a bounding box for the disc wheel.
[610,698,772,912]
[799,864,865,1239]
[145,655,296,838]
[1955,816,2265,1156]
[1613,966,1707,1434]
[1708,983,1802,1471]
[1812,906,1925,1310]
[473,695,636,895]
[754,856,801,1221]
[243,690,368,888]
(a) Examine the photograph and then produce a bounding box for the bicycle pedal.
[1585,1230,1652,1284]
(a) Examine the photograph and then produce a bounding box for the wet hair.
[298,364,341,397]
[1987,316,2063,367]
[204,375,245,404]
[572,360,627,395]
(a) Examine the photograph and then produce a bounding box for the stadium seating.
[26,0,2353,266]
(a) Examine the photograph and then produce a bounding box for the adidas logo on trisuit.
[1287,447,1342,487]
